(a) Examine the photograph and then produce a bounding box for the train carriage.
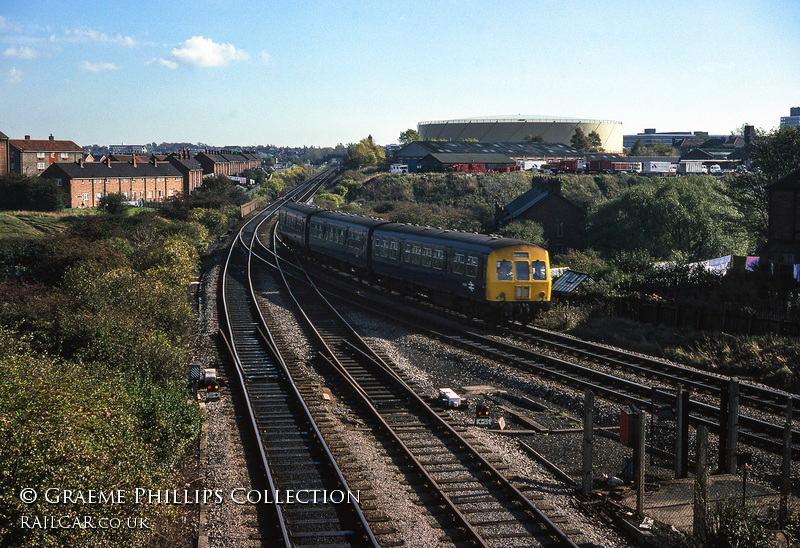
[277,202,316,248]
[279,202,388,271]
[278,203,551,322]
[370,224,550,319]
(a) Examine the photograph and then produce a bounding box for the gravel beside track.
[193,232,633,547]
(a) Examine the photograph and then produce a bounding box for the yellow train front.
[484,242,551,321]
[368,222,551,323]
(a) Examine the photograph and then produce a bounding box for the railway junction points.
[187,183,797,547]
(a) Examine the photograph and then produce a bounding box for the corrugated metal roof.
[551,270,597,293]
[422,152,514,164]
[396,141,582,158]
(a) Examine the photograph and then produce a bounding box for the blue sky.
[1,1,798,148]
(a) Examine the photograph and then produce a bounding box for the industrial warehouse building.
[418,116,623,153]
[394,141,583,173]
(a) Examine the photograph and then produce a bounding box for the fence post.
[780,397,793,528]
[675,387,690,478]
[634,408,646,518]
[718,377,740,473]
[582,390,594,496]
[694,425,709,542]
[724,378,740,474]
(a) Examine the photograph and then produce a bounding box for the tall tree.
[344,136,386,169]
[587,176,755,261]
[748,125,800,180]
[570,127,590,152]
[398,128,422,144]
[588,130,603,152]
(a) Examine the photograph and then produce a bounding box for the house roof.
[767,167,800,190]
[503,187,549,218]
[42,160,182,179]
[9,138,82,152]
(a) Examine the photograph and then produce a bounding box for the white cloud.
[4,46,37,59]
[6,67,22,84]
[65,28,138,47]
[0,16,7,31]
[260,51,270,64]
[80,61,120,72]
[157,58,178,69]
[167,36,248,68]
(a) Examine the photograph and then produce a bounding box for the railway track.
[252,251,799,462]
[266,229,582,547]
[219,169,379,547]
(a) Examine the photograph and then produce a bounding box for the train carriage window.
[497,260,513,280]
[389,241,399,260]
[411,246,422,265]
[422,248,432,267]
[532,260,547,280]
[433,249,444,270]
[403,243,413,263]
[515,261,530,281]
[466,256,479,278]
[453,253,465,275]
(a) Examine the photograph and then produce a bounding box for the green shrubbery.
[0,210,207,547]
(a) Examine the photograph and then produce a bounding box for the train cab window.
[453,253,465,275]
[433,249,444,270]
[532,260,547,280]
[466,256,479,278]
[515,261,530,281]
[497,260,513,280]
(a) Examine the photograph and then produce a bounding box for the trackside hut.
[762,167,800,278]
[42,158,185,208]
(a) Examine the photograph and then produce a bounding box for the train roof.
[282,201,390,230]
[374,223,538,252]
[281,202,544,252]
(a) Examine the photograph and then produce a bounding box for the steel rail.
[269,236,580,548]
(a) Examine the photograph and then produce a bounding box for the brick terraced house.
[42,157,185,208]
[0,131,9,176]
[9,135,84,176]
[195,149,261,176]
